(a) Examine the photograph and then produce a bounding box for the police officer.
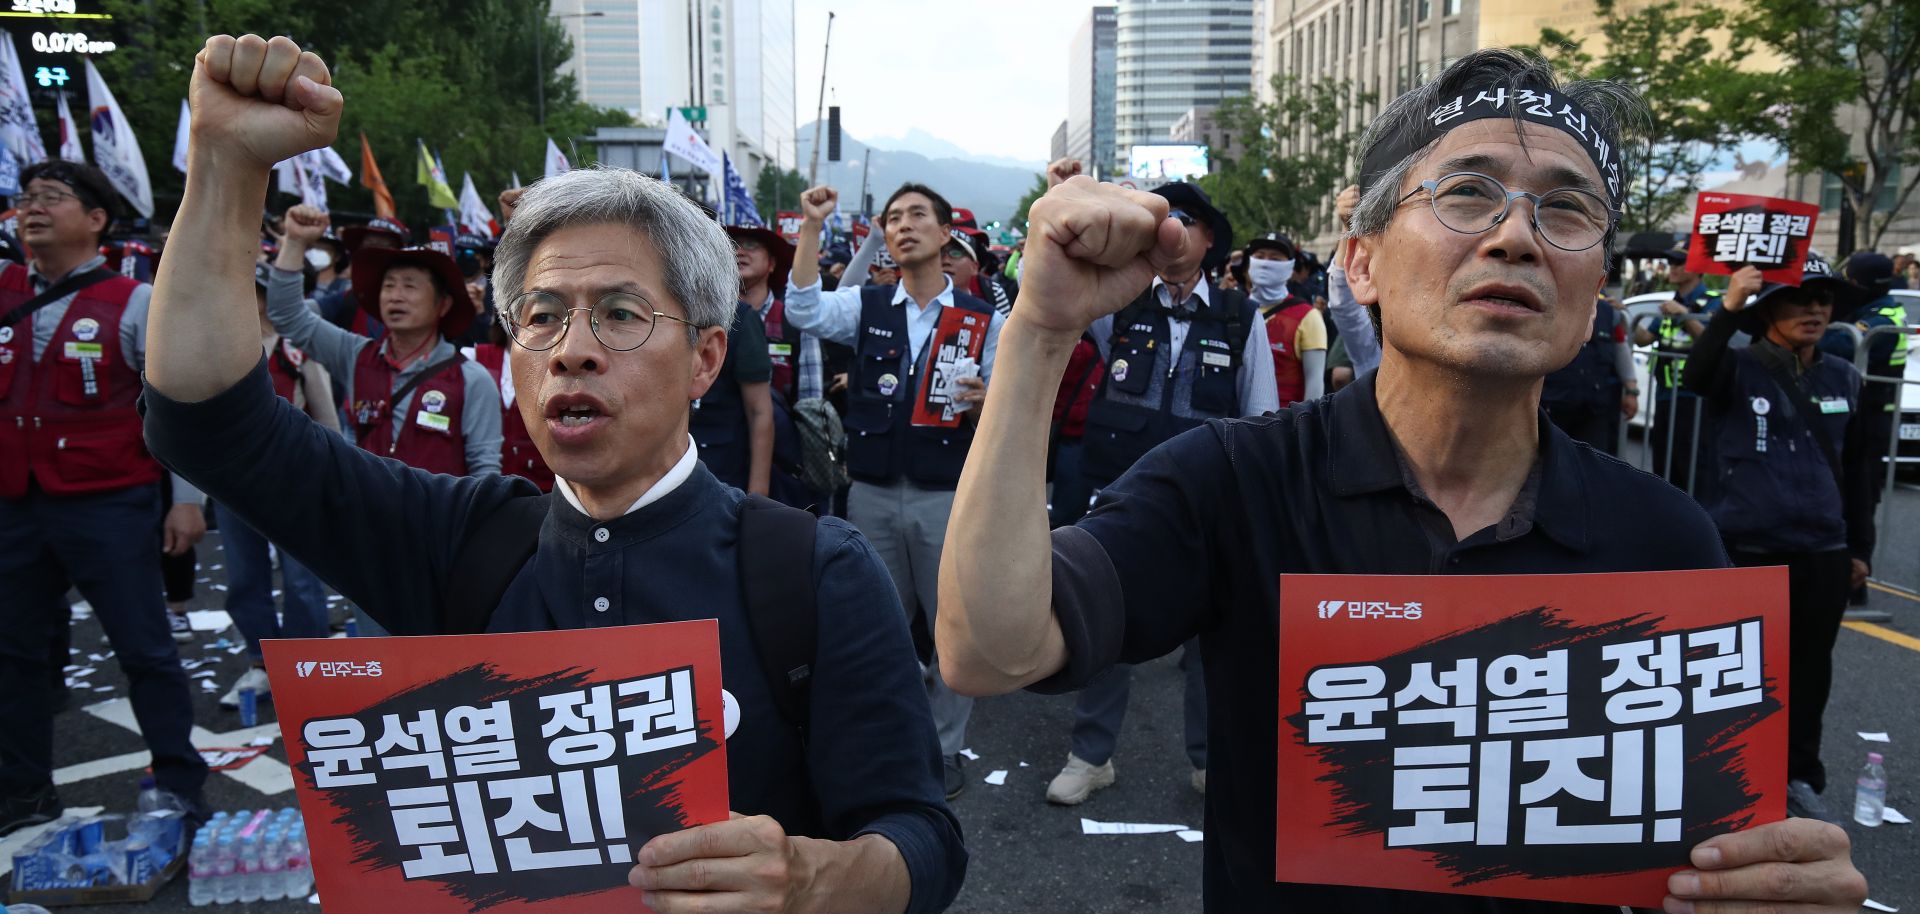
[1047,182,1278,806]
[727,224,822,509]
[785,181,1005,800]
[1632,250,1719,491]
[0,161,209,834]
[1243,233,1327,407]
[1541,294,1638,454]
[268,204,502,480]
[1683,259,1873,822]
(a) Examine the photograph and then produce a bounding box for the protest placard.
[1275,569,1787,907]
[909,306,991,428]
[1684,193,1821,285]
[263,621,727,912]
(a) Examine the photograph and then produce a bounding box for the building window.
[1418,0,1431,20]
[1444,0,1461,14]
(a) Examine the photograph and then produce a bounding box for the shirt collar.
[1153,274,1212,308]
[1324,371,1591,552]
[892,276,955,310]
[28,253,108,287]
[552,433,699,518]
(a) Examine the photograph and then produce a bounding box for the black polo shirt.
[1038,371,1731,914]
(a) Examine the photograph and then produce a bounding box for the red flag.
[359,132,396,220]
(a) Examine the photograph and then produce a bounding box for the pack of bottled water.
[186,807,310,907]
[7,810,186,894]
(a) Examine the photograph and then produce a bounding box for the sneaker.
[220,667,272,710]
[944,754,966,802]
[1045,754,1116,806]
[1191,767,1207,796]
[1785,778,1834,823]
[0,785,62,838]
[169,612,193,643]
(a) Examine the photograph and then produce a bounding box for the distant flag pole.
[360,133,397,219]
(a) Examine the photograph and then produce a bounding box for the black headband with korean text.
[1359,79,1624,205]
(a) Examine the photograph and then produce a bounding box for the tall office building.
[1066,6,1118,179]
[1113,0,1255,176]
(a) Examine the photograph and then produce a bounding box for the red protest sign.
[427,227,456,257]
[909,306,991,428]
[1275,569,1788,908]
[1685,193,1820,285]
[263,622,728,913]
[776,211,804,243]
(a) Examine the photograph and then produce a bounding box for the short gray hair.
[1347,49,1645,258]
[493,167,739,341]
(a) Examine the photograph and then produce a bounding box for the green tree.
[1198,74,1372,240]
[754,165,806,217]
[1011,172,1047,232]
[1531,0,1771,235]
[76,0,631,227]
[1730,0,1920,253]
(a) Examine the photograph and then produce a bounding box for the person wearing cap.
[145,37,965,912]
[728,224,823,508]
[1683,259,1874,823]
[940,228,1014,316]
[941,48,1867,912]
[315,215,410,339]
[215,261,340,709]
[1244,232,1327,407]
[0,160,210,835]
[785,180,1005,800]
[1040,180,1276,807]
[1630,250,1719,492]
[266,204,502,479]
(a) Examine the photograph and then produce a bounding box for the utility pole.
[807,11,835,185]
[858,146,872,220]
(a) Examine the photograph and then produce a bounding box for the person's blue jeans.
[214,502,328,659]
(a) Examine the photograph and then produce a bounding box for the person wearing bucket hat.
[688,227,778,499]
[265,205,501,479]
[1242,232,1327,407]
[1682,258,1875,823]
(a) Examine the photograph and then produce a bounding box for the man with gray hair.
[939,49,1867,912]
[141,34,964,914]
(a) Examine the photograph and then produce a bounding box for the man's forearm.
[792,218,825,288]
[794,834,910,914]
[148,154,274,401]
[936,311,1074,696]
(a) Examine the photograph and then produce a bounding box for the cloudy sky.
[794,0,1095,163]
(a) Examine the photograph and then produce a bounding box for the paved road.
[10,484,1918,914]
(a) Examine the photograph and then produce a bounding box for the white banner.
[54,90,83,162]
[663,108,721,175]
[0,34,46,165]
[458,172,495,238]
[543,138,569,179]
[84,60,152,217]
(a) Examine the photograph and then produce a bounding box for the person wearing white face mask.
[1245,234,1326,407]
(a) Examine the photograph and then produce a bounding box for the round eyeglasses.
[499,291,696,352]
[1401,172,1615,253]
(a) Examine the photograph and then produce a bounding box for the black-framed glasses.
[500,291,696,352]
[1400,172,1614,252]
[15,190,80,210]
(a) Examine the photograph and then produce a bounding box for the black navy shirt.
[1038,371,1731,913]
[142,359,966,914]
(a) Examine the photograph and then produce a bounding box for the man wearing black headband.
[0,160,210,834]
[941,49,1867,913]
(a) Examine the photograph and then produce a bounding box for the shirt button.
[593,597,610,613]
[593,527,610,543]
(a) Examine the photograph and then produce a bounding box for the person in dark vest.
[267,204,501,479]
[215,262,341,710]
[1243,232,1327,407]
[728,224,822,509]
[1685,258,1875,823]
[145,38,964,910]
[0,160,210,835]
[1632,250,1719,492]
[1821,251,1907,603]
[784,180,1005,800]
[1540,294,1638,454]
[1046,181,1278,807]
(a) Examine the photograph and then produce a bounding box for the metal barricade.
[1625,308,1717,498]
[1852,321,1918,598]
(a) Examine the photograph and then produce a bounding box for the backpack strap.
[443,492,551,634]
[738,493,820,744]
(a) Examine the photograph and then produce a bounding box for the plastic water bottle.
[212,835,239,904]
[135,777,185,814]
[258,830,286,901]
[283,828,310,898]
[187,834,213,907]
[1854,751,1888,827]
[238,687,259,727]
[236,833,263,903]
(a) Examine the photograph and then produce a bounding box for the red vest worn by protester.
[266,337,306,405]
[350,342,470,477]
[1264,299,1316,407]
[469,343,553,490]
[0,263,163,498]
[762,298,797,405]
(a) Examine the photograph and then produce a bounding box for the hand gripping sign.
[910,306,990,428]
[1276,569,1788,907]
[264,622,728,913]
[1685,193,1821,285]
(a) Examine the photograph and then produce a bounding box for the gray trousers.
[1069,638,1208,770]
[848,477,972,757]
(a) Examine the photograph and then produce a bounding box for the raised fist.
[800,185,838,223]
[282,204,329,244]
[1046,158,1084,189]
[498,187,524,224]
[1335,184,1360,229]
[1015,176,1189,335]
[189,35,342,174]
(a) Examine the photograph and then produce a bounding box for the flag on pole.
[457,172,496,239]
[416,139,458,209]
[84,60,153,217]
[0,143,20,197]
[295,155,328,210]
[543,138,569,179]
[663,108,722,175]
[275,158,299,196]
[360,133,396,219]
[309,145,352,184]
[723,152,763,227]
[171,99,189,173]
[0,34,46,165]
[54,91,83,162]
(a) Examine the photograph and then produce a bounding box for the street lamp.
[536,9,605,126]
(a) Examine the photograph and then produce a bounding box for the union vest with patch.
[1262,298,1315,407]
[469,343,552,490]
[762,298,799,405]
[1706,348,1858,554]
[351,344,470,476]
[842,284,995,488]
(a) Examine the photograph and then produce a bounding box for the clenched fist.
[1046,157,1084,189]
[189,35,341,174]
[282,205,329,244]
[800,185,837,224]
[1015,176,1189,335]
